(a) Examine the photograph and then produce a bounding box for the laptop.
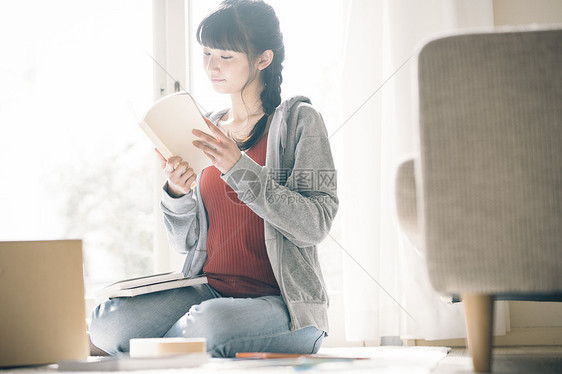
[0,240,89,367]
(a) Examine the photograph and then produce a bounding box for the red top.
[200,132,280,298]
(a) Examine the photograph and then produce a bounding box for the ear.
[256,50,274,71]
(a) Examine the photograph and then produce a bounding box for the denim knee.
[90,286,218,356]
[89,303,130,356]
[175,299,235,349]
[166,297,322,358]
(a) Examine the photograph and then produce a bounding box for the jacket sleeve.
[221,104,338,248]
[160,181,200,254]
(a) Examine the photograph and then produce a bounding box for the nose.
[206,55,220,73]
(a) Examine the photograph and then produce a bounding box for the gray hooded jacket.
[160,96,339,333]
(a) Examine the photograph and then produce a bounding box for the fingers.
[165,156,183,172]
[203,118,229,143]
[192,138,217,155]
[168,159,193,180]
[192,119,241,174]
[192,129,221,146]
[167,171,197,198]
[161,156,195,195]
[204,117,218,131]
[155,148,167,169]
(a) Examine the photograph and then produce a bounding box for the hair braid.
[261,49,284,115]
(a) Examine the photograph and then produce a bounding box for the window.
[0,0,154,295]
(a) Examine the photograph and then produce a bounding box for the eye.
[220,55,233,60]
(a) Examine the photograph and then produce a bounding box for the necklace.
[218,110,266,141]
[219,114,269,151]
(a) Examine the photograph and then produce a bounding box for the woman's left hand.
[192,118,241,174]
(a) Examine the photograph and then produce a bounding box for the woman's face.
[203,47,254,95]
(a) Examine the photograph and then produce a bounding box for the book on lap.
[95,273,207,302]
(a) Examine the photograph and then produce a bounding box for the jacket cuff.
[161,181,196,214]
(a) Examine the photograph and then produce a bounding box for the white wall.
[493,0,562,25]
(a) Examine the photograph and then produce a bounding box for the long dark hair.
[197,0,285,150]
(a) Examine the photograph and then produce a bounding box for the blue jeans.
[89,284,325,358]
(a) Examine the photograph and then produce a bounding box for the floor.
[432,346,562,373]
[3,346,561,373]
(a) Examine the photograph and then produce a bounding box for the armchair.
[395,27,562,372]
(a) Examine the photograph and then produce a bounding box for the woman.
[90,0,338,358]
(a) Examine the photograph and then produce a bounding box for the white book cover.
[58,353,209,371]
[96,271,185,295]
[95,274,208,302]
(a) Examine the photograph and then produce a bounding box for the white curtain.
[335,0,510,342]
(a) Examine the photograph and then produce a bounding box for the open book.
[139,91,212,175]
[95,272,208,302]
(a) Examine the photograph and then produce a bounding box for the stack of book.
[95,272,207,302]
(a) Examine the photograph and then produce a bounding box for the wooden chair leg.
[462,294,494,372]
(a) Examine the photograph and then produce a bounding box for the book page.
[139,92,213,175]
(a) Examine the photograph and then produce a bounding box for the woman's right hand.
[156,150,196,198]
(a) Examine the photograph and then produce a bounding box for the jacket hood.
[274,96,312,151]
